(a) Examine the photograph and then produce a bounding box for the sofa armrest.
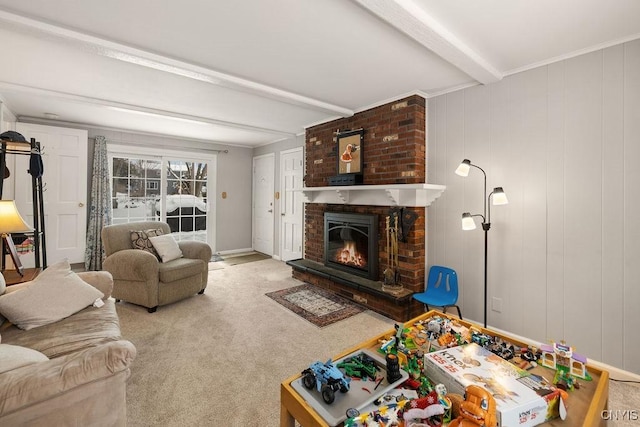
[77,271,114,299]
[103,249,159,281]
[178,241,212,264]
[0,340,136,417]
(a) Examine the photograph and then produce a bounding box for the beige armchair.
[102,221,212,312]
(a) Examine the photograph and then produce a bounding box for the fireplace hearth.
[324,212,378,280]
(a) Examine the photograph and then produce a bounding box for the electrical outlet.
[491,297,503,313]
[354,295,367,304]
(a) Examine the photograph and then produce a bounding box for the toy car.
[302,359,351,404]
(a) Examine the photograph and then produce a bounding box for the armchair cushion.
[130,228,164,258]
[0,260,104,331]
[150,234,183,263]
[158,258,204,283]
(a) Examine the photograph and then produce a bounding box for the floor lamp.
[456,159,508,328]
[0,200,33,276]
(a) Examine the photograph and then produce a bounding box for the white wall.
[427,39,640,374]
[0,102,17,200]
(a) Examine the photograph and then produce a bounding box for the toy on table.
[435,383,453,423]
[301,359,351,404]
[403,390,445,426]
[448,385,498,427]
[385,353,403,383]
[338,353,380,380]
[540,340,591,384]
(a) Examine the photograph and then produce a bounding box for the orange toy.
[448,385,497,427]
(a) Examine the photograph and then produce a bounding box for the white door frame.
[252,153,275,255]
[279,147,304,261]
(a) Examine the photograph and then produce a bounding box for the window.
[112,157,161,223]
[109,147,215,245]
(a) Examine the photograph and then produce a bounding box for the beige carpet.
[117,259,394,426]
[117,259,640,426]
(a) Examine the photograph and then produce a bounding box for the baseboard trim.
[216,248,254,256]
[463,317,640,382]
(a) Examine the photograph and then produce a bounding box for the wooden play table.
[281,311,609,427]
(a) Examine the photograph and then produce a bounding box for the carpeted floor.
[117,259,640,426]
[266,284,365,327]
[117,258,394,426]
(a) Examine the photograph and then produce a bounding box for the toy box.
[423,343,561,427]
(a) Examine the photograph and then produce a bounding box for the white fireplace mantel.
[299,183,446,207]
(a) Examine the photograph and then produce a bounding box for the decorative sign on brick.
[383,134,399,142]
[314,159,323,164]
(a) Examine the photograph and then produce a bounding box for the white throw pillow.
[0,259,104,330]
[0,344,49,373]
[0,271,5,295]
[149,234,183,263]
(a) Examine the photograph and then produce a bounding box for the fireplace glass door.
[324,213,378,280]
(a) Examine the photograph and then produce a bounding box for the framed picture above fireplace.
[336,129,364,175]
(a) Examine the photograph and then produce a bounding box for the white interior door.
[253,154,274,255]
[280,148,303,261]
[15,123,88,265]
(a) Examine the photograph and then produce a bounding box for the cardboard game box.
[423,343,561,427]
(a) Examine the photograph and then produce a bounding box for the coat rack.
[0,132,47,271]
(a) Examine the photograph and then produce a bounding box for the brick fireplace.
[289,95,438,322]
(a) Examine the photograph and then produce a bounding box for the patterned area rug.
[265,284,365,327]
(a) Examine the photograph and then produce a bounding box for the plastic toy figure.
[337,353,379,380]
[301,359,351,404]
[449,385,498,427]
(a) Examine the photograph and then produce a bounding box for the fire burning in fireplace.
[335,241,367,268]
[324,212,378,280]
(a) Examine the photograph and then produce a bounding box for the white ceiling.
[0,0,638,147]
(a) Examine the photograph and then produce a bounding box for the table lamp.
[0,200,33,276]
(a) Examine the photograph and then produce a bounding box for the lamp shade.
[0,200,33,234]
[461,213,477,230]
[455,159,471,177]
[491,187,509,205]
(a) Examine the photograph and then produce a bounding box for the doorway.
[280,147,303,261]
[252,154,274,256]
[14,123,88,265]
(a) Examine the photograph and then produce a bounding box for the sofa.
[102,221,212,313]
[0,270,136,426]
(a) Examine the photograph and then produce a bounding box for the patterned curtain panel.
[84,135,112,270]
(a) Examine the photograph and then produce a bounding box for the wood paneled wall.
[427,40,640,374]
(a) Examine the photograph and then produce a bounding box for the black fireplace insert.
[324,212,378,280]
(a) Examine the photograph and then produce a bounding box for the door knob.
[79,202,85,207]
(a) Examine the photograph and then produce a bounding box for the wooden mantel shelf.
[300,183,446,207]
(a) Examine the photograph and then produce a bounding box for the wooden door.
[15,123,88,265]
[280,148,303,261]
[253,154,274,256]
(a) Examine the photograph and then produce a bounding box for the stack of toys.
[340,315,585,427]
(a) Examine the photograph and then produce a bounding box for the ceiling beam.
[0,9,354,117]
[0,81,296,137]
[353,0,502,84]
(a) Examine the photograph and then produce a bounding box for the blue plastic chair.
[413,266,462,319]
